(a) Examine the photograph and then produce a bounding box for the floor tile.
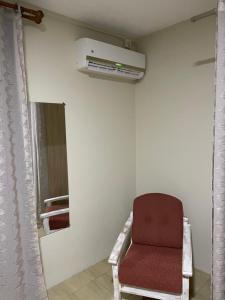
[191,294,209,300]
[95,273,114,293]
[191,269,210,296]
[89,259,111,278]
[62,270,95,293]
[74,280,112,300]
[48,285,79,300]
[198,279,211,299]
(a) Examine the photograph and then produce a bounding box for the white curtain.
[0,8,48,300]
[213,1,225,299]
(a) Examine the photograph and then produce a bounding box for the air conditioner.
[75,38,146,81]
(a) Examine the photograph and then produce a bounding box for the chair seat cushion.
[119,243,183,294]
[45,205,69,230]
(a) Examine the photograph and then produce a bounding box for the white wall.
[24,14,135,288]
[135,17,215,273]
[24,10,215,287]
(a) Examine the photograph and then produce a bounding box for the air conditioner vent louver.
[88,61,115,71]
[87,60,143,80]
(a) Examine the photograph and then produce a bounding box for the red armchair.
[108,193,193,300]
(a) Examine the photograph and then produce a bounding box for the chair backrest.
[132,193,183,248]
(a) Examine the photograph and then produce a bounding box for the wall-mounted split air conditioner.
[75,38,146,81]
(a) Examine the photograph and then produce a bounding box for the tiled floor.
[48,259,210,300]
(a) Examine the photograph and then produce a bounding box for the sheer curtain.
[213,1,225,299]
[0,8,48,300]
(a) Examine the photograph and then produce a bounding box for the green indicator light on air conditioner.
[115,63,123,68]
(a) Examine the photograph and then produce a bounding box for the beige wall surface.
[24,14,136,288]
[135,17,216,273]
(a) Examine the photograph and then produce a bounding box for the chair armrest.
[183,218,193,277]
[108,212,133,265]
[44,195,69,204]
[40,207,69,219]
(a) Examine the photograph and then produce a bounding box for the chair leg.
[182,277,189,300]
[112,265,121,300]
[114,289,121,300]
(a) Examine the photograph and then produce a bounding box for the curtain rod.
[0,0,44,24]
[191,8,216,22]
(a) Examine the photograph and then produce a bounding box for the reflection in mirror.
[30,102,70,236]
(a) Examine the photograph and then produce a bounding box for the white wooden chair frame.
[108,212,193,300]
[40,195,69,235]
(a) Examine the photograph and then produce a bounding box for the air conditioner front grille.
[87,60,143,80]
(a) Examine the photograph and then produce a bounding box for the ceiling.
[25,0,217,38]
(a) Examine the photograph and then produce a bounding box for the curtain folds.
[0,8,48,300]
[213,1,225,300]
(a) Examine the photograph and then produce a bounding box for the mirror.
[30,102,70,236]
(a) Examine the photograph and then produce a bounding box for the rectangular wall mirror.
[30,102,70,236]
